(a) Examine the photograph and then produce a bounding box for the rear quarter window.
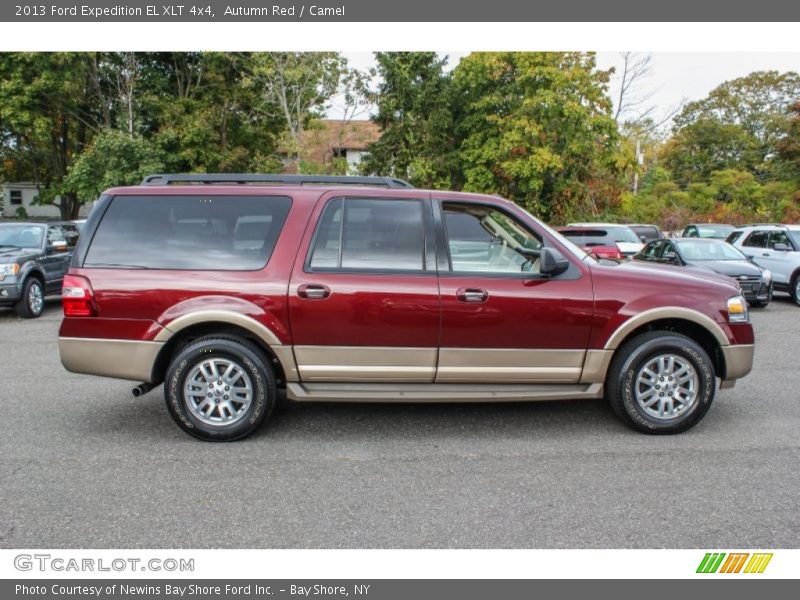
[84,195,292,270]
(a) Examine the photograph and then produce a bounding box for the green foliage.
[619,70,800,228]
[361,52,457,188]
[0,52,349,218]
[777,101,800,180]
[452,52,630,222]
[665,71,800,183]
[62,129,165,201]
[14,206,28,219]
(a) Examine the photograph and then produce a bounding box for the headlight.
[727,295,749,323]
[761,269,772,283]
[0,263,20,281]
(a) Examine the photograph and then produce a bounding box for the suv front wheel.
[606,332,716,434]
[791,273,800,306]
[165,335,276,441]
[15,277,45,318]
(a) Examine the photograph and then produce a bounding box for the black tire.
[605,331,716,434]
[15,277,44,319]
[749,285,771,308]
[791,273,800,306]
[165,335,276,441]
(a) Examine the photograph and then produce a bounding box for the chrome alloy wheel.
[29,282,44,315]
[795,278,800,305]
[634,354,699,420]
[183,358,253,426]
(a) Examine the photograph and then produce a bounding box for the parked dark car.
[59,174,754,440]
[555,226,623,260]
[628,224,664,243]
[681,223,734,239]
[0,221,78,317]
[634,238,772,307]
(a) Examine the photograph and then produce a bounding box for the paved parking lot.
[1,296,798,548]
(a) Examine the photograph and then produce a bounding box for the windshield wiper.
[0,244,20,249]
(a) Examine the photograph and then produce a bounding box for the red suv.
[59,174,754,441]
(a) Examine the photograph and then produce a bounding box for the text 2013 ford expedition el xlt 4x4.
[59,174,754,441]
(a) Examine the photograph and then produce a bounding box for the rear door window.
[308,197,426,272]
[769,231,792,249]
[84,195,292,270]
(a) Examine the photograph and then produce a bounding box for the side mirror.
[539,247,570,277]
[639,235,647,243]
[48,240,68,253]
[773,243,791,252]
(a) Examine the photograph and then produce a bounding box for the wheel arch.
[605,313,728,381]
[22,266,46,289]
[150,316,297,387]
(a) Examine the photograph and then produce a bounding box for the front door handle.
[297,284,330,299]
[456,287,489,303]
[762,252,770,257]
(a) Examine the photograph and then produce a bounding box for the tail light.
[588,246,623,260]
[62,274,96,317]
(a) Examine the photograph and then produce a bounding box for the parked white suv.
[727,225,800,305]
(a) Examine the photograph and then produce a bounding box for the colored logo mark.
[696,552,773,574]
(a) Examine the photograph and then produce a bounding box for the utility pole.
[633,138,643,195]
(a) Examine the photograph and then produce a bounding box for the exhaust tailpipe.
[132,383,155,397]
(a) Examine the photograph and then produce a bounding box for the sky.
[336,52,800,124]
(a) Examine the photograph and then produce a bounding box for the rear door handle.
[456,287,488,303]
[762,252,770,257]
[297,284,330,299]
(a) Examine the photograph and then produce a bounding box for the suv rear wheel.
[15,277,45,319]
[606,331,716,434]
[165,335,276,441]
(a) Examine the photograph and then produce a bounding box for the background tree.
[453,52,629,222]
[777,101,800,180]
[361,52,457,188]
[252,52,351,172]
[667,71,800,182]
[61,129,164,201]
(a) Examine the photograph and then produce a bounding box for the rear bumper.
[721,344,754,386]
[59,337,163,383]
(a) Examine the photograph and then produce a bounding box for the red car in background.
[556,226,624,260]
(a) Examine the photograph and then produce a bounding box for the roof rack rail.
[141,173,414,189]
[740,223,786,228]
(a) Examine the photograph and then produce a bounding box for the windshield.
[696,224,734,238]
[517,208,589,260]
[560,229,615,247]
[676,240,747,261]
[604,226,641,244]
[0,224,45,249]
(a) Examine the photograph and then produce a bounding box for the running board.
[286,382,605,403]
